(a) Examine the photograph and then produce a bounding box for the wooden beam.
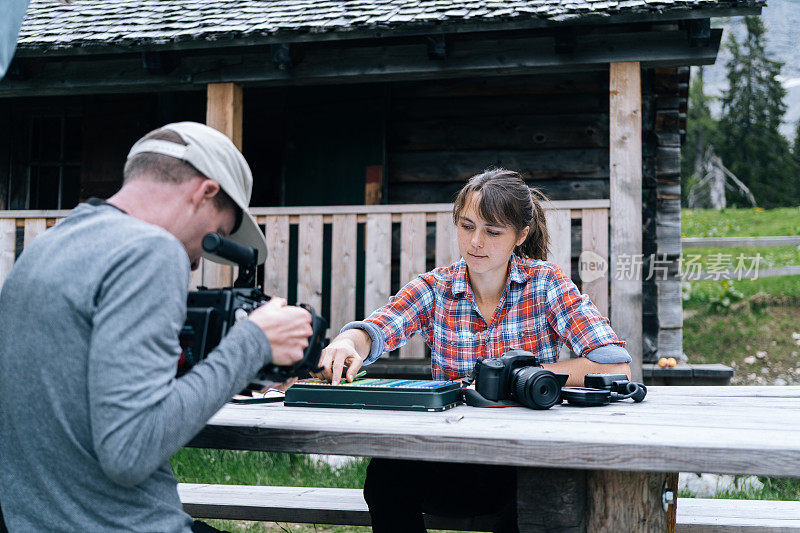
[206,83,243,151]
[1,30,722,98]
[202,82,243,287]
[609,62,643,382]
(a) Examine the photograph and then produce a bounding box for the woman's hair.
[452,168,550,260]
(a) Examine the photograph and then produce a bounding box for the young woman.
[314,169,631,532]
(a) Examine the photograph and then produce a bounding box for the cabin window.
[8,111,83,210]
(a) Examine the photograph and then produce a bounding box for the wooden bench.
[179,484,800,532]
[178,483,497,531]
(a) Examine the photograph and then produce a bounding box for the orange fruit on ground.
[667,357,677,367]
[658,358,668,368]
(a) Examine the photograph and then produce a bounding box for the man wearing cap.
[0,122,311,532]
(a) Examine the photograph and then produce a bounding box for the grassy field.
[170,206,800,527]
[680,206,800,501]
[682,206,800,237]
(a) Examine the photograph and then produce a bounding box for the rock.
[679,473,764,497]
[309,454,358,469]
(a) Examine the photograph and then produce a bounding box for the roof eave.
[14,5,762,59]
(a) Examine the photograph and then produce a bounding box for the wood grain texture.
[190,387,800,478]
[202,260,233,289]
[202,81,243,289]
[434,212,460,268]
[330,214,357,335]
[263,216,289,297]
[667,472,679,533]
[517,468,586,532]
[179,484,800,533]
[206,83,243,150]
[179,483,496,530]
[610,61,643,382]
[0,219,14,290]
[245,200,609,216]
[657,279,682,329]
[364,214,391,318]
[588,471,667,532]
[4,30,723,97]
[297,215,323,312]
[676,498,800,532]
[399,213,427,359]
[545,209,572,276]
[581,208,609,317]
[23,218,46,248]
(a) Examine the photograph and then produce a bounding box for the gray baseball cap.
[127,121,267,265]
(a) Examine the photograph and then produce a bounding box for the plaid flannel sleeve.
[341,276,435,364]
[544,265,630,363]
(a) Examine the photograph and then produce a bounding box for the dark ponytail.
[453,169,550,261]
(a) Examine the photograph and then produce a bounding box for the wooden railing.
[681,235,800,280]
[0,200,610,359]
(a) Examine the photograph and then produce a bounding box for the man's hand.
[248,298,313,367]
[312,330,369,385]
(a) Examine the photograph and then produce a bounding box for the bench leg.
[587,470,668,531]
[517,467,587,532]
[516,468,669,532]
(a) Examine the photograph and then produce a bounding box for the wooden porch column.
[200,82,243,289]
[609,62,643,382]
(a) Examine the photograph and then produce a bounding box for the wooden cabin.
[0,0,761,381]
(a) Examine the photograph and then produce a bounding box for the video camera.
[462,350,646,409]
[178,233,328,387]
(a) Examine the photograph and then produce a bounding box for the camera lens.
[511,367,562,409]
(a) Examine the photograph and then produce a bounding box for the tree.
[717,16,799,207]
[794,119,800,166]
[681,67,720,206]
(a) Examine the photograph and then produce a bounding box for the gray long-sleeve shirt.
[0,201,271,532]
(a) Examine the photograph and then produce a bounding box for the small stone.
[756,351,768,359]
[744,356,756,364]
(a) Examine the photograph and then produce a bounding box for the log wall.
[386,72,610,203]
[642,66,687,362]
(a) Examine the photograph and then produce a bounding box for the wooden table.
[189,386,800,531]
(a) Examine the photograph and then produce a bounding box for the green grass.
[171,450,374,533]
[682,206,800,237]
[171,449,368,488]
[680,477,800,501]
[681,209,800,502]
[682,246,800,269]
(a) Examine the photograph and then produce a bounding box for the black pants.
[363,458,519,533]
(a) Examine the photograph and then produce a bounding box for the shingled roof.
[18,0,762,53]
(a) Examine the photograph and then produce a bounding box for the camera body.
[465,350,647,409]
[178,233,327,386]
[472,350,569,410]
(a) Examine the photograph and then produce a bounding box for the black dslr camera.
[463,350,647,409]
[178,233,328,387]
[462,350,569,409]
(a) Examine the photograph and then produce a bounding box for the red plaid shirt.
[345,255,627,381]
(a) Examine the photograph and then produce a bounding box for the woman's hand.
[311,329,371,385]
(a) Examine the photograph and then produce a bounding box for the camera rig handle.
[201,233,258,288]
[197,233,328,385]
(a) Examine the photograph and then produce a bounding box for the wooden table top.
[189,386,800,477]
